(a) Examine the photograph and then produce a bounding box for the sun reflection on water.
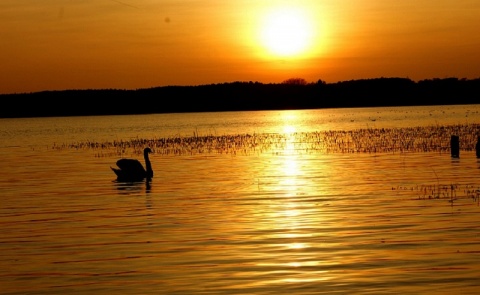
[267,150,321,276]
[287,242,307,250]
[283,125,296,134]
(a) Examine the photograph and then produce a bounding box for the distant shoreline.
[2,77,479,118]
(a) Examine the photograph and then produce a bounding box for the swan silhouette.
[111,147,153,182]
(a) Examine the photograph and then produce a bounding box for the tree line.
[1,77,479,118]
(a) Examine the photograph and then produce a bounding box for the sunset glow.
[0,0,479,94]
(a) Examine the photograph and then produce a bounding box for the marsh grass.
[58,123,480,157]
[393,183,480,205]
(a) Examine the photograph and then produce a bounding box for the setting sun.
[259,6,315,58]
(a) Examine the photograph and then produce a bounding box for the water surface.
[1,105,480,294]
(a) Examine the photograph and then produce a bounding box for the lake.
[1,105,480,294]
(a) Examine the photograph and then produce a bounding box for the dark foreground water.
[1,105,480,294]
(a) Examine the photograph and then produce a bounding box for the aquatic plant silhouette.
[62,123,480,157]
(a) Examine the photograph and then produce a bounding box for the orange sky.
[1,0,479,94]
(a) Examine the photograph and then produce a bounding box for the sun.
[259,7,314,58]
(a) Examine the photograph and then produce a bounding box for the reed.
[57,123,480,156]
[393,183,480,205]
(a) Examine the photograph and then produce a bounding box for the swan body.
[111,147,153,182]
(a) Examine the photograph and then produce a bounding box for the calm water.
[2,105,480,294]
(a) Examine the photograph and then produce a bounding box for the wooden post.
[476,136,480,158]
[451,135,459,158]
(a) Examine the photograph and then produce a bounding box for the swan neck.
[144,151,153,178]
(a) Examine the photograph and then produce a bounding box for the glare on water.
[1,105,480,294]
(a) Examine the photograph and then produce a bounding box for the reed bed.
[57,123,480,157]
[393,183,480,204]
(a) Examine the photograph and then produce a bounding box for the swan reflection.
[114,179,151,195]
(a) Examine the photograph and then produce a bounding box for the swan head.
[144,147,152,154]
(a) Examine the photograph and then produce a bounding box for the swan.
[111,147,153,182]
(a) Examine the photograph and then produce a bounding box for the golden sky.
[1,0,479,94]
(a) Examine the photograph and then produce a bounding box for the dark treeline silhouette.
[1,77,479,118]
